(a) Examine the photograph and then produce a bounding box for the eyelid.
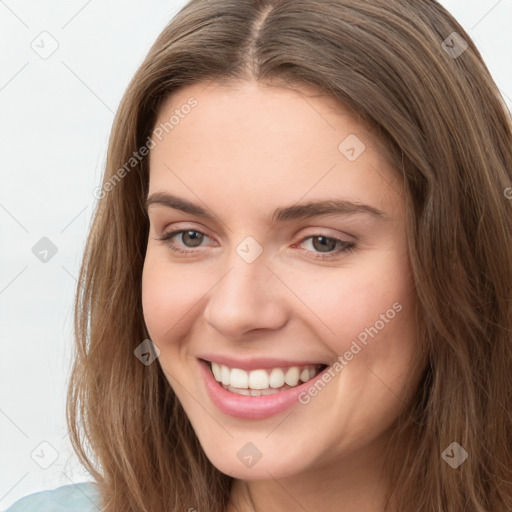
[295,225,356,243]
[157,222,215,240]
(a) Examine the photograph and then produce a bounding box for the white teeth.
[209,362,324,394]
[248,369,269,390]
[269,368,285,388]
[284,367,300,386]
[225,385,280,396]
[221,365,230,386]
[230,368,249,389]
[211,362,222,381]
[232,387,250,396]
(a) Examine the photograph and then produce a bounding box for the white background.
[1,0,511,508]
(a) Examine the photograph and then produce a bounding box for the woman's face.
[142,80,421,481]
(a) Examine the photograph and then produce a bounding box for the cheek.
[141,251,201,344]
[287,255,414,349]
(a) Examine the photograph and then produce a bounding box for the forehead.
[148,80,401,220]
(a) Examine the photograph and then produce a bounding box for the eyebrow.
[145,192,387,222]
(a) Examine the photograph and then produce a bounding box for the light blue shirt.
[3,482,101,512]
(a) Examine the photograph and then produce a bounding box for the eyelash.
[154,229,356,260]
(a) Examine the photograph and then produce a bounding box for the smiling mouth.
[203,359,329,396]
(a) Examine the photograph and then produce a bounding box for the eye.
[295,235,356,260]
[154,229,356,260]
[155,229,213,254]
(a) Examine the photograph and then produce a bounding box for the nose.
[202,251,289,339]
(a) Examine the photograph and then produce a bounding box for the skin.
[142,80,423,511]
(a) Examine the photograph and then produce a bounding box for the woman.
[7,0,512,510]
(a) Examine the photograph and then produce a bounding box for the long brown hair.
[67,1,512,510]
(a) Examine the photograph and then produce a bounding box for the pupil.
[312,236,336,253]
[184,230,203,247]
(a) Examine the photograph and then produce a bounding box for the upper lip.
[198,353,330,371]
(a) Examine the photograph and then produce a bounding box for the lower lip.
[198,359,327,420]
